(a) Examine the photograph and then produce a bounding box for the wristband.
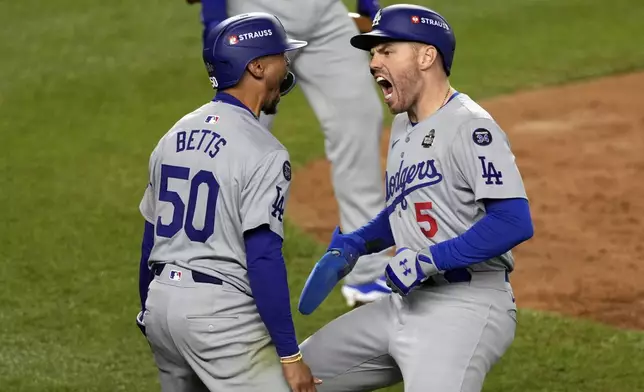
[280,351,303,364]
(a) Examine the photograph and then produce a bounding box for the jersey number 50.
[156,164,220,243]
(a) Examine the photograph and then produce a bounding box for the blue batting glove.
[384,247,441,296]
[357,0,381,20]
[327,226,366,269]
[297,227,366,315]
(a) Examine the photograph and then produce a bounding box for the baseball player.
[186,0,394,307]
[135,13,321,392]
[296,4,534,391]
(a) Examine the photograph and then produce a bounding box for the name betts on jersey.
[176,129,228,159]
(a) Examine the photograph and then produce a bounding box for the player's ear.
[247,59,265,80]
[418,45,438,71]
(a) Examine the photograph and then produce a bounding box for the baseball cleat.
[341,276,392,307]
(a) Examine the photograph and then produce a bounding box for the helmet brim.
[285,38,308,52]
[350,30,400,51]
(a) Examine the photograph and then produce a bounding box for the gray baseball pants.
[143,264,290,392]
[299,270,517,392]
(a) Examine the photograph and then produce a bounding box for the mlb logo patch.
[411,15,420,24]
[205,115,220,124]
[228,35,239,45]
[169,270,182,281]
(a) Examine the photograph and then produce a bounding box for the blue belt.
[152,264,223,286]
[424,269,510,285]
[443,268,473,283]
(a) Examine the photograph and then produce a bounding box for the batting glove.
[357,0,381,20]
[326,226,367,274]
[384,247,441,296]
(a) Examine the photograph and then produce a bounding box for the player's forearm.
[245,225,300,358]
[138,221,155,310]
[200,0,227,27]
[351,207,395,255]
[427,198,534,271]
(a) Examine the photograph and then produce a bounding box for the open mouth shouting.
[375,75,394,102]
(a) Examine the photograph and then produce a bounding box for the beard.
[387,67,422,115]
[262,95,280,115]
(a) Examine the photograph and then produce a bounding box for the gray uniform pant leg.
[300,271,517,392]
[299,296,403,391]
[390,276,517,392]
[143,266,290,392]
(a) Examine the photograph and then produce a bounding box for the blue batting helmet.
[350,4,456,76]
[203,12,307,95]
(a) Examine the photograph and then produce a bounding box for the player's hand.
[357,0,380,20]
[135,310,146,336]
[384,247,440,296]
[281,358,322,392]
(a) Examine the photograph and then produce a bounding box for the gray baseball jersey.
[386,92,527,272]
[299,92,522,392]
[139,100,292,294]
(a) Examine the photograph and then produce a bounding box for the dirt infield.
[288,72,644,330]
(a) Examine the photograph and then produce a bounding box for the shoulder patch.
[282,161,292,181]
[472,128,492,146]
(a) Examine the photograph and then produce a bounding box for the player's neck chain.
[440,85,453,108]
[409,85,454,127]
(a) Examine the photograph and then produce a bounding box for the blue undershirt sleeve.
[200,0,228,29]
[138,220,155,311]
[351,207,396,255]
[430,198,534,271]
[245,224,299,358]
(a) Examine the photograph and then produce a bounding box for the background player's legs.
[390,274,517,392]
[226,0,389,293]
[290,0,389,288]
[299,296,402,391]
[145,266,290,392]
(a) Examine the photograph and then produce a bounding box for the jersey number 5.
[415,202,438,239]
[156,164,220,243]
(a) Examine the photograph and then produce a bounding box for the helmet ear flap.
[279,71,296,96]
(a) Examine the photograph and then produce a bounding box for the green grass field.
[1,0,644,391]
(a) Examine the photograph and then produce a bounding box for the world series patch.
[472,128,492,146]
[422,129,435,148]
[283,161,292,181]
